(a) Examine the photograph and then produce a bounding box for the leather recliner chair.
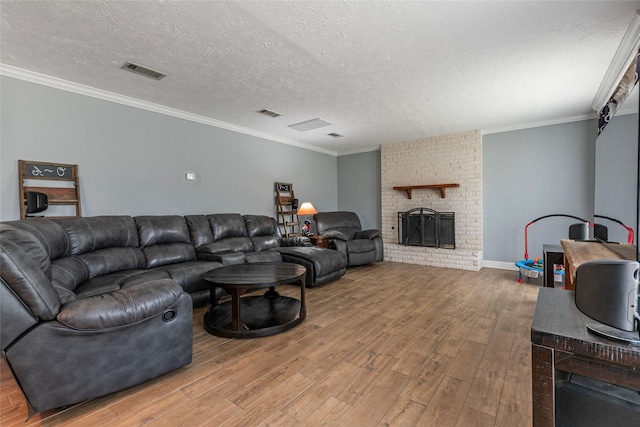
[314,211,383,266]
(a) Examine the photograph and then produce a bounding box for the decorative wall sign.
[23,162,74,180]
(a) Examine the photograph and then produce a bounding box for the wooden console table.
[531,288,640,426]
[560,239,636,290]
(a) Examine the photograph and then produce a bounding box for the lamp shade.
[297,202,318,215]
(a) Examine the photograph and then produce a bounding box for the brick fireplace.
[381,130,482,270]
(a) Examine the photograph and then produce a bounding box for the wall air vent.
[328,132,344,138]
[121,62,166,80]
[257,109,282,118]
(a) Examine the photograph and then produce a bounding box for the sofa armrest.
[355,229,381,240]
[57,279,184,330]
[281,236,312,247]
[323,230,349,241]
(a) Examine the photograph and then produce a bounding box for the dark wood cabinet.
[531,288,640,426]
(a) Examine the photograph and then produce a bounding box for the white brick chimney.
[381,130,483,270]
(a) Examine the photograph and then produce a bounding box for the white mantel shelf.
[393,183,460,199]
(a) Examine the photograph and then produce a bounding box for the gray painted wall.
[3,76,611,268]
[594,112,638,243]
[336,150,381,230]
[338,123,599,265]
[483,120,597,263]
[0,76,337,220]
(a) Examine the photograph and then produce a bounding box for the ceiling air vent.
[257,109,282,118]
[288,118,332,132]
[121,62,166,80]
[328,132,344,138]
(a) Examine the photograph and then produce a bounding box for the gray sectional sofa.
[0,213,347,416]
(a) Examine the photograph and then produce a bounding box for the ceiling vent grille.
[328,132,344,138]
[288,118,332,132]
[121,62,166,80]
[257,109,282,118]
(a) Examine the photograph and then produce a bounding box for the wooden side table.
[308,235,329,248]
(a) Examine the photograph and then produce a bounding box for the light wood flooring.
[1,262,540,426]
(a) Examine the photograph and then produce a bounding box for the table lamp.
[296,202,318,235]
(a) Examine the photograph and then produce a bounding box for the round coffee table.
[203,262,306,338]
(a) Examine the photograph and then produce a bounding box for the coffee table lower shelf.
[204,291,305,338]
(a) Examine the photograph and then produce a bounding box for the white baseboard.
[481,260,519,271]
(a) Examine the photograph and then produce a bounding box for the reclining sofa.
[314,211,384,266]
[0,213,347,416]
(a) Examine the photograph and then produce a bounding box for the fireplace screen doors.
[398,207,455,249]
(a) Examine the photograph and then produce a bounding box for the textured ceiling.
[1,1,639,155]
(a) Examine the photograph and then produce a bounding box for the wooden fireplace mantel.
[393,183,460,199]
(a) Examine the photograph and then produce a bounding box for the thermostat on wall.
[185,172,196,181]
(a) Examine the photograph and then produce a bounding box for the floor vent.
[121,62,166,80]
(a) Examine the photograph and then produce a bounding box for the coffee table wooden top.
[203,262,307,338]
[204,262,306,290]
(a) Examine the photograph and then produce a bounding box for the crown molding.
[337,146,382,156]
[0,64,338,157]
[481,112,597,135]
[591,9,640,112]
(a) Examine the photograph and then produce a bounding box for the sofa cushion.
[197,238,249,255]
[347,239,377,253]
[250,235,280,252]
[4,219,69,261]
[73,269,170,299]
[276,246,347,278]
[244,215,281,251]
[0,223,52,278]
[54,216,147,280]
[143,242,197,268]
[245,251,282,263]
[314,211,362,241]
[206,214,253,252]
[208,213,248,240]
[55,216,140,255]
[276,246,347,287]
[243,215,278,237]
[355,229,381,240]
[57,279,183,330]
[50,257,89,303]
[197,251,246,266]
[185,215,214,248]
[0,237,61,320]
[136,216,196,268]
[136,216,191,247]
[77,247,146,278]
[155,260,221,293]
